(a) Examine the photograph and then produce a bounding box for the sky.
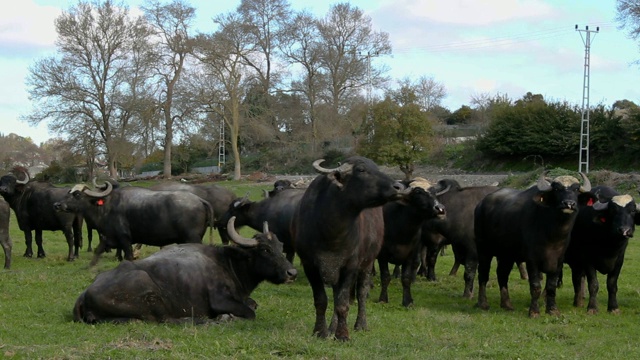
[1,0,638,145]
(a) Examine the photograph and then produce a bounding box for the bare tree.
[237,0,291,134]
[617,0,640,40]
[23,0,151,178]
[142,0,196,178]
[414,75,447,112]
[191,13,253,180]
[280,10,324,152]
[316,3,391,117]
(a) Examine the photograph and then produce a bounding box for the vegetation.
[2,179,640,359]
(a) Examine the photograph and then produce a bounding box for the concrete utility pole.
[576,24,599,173]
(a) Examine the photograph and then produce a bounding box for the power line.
[392,23,614,54]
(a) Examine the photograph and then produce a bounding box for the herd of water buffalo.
[0,156,638,341]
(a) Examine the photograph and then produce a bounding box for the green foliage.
[476,94,581,158]
[359,90,433,179]
[35,160,81,183]
[446,105,473,125]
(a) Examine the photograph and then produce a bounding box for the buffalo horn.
[312,159,353,174]
[578,172,591,192]
[435,184,451,196]
[592,200,608,211]
[15,170,29,185]
[536,171,552,191]
[83,181,113,198]
[227,216,258,247]
[262,221,272,240]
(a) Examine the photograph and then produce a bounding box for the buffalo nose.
[435,204,446,215]
[621,227,634,238]
[287,268,298,279]
[562,200,576,210]
[392,181,405,191]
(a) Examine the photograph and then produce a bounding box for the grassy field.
[1,180,640,359]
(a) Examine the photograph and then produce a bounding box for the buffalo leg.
[463,254,478,299]
[544,270,561,315]
[585,266,600,314]
[518,262,529,280]
[527,265,543,318]
[355,267,373,331]
[23,230,33,258]
[424,243,440,281]
[304,264,329,338]
[332,272,357,341]
[35,230,46,258]
[476,252,492,310]
[377,259,391,303]
[496,258,514,310]
[570,266,585,307]
[606,271,621,313]
[401,254,419,307]
[1,236,11,269]
[63,229,76,261]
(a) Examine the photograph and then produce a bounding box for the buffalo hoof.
[609,308,620,315]
[476,302,490,311]
[37,253,46,258]
[528,310,540,318]
[23,252,33,258]
[546,308,560,316]
[587,308,598,315]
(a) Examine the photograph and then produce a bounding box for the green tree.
[476,94,580,159]
[359,86,433,180]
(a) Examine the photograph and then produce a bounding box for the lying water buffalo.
[72,216,297,323]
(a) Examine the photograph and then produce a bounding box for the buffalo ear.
[578,192,598,208]
[327,171,345,189]
[532,192,549,207]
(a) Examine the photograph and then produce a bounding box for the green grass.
[1,180,640,359]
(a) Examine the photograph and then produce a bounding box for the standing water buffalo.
[377,177,446,307]
[474,172,593,317]
[293,157,404,340]
[54,181,214,265]
[564,186,639,314]
[150,182,236,244]
[0,198,12,269]
[0,170,83,261]
[73,216,297,323]
[420,179,501,298]
[218,187,305,263]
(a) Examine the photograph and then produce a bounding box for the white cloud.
[0,0,61,47]
[377,0,555,26]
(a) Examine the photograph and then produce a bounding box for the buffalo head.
[534,172,593,213]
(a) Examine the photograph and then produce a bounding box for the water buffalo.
[150,182,236,244]
[420,179,501,298]
[218,187,304,263]
[377,177,446,307]
[293,156,404,340]
[564,186,639,314]
[0,170,83,261]
[0,198,11,269]
[54,181,214,265]
[72,216,297,323]
[474,172,594,317]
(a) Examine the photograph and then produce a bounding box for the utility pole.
[358,50,379,139]
[576,24,599,173]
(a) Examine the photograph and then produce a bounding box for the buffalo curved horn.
[578,172,591,192]
[592,200,609,211]
[83,181,113,198]
[262,221,273,240]
[312,159,353,174]
[227,216,258,247]
[435,184,452,197]
[15,170,30,185]
[536,171,552,191]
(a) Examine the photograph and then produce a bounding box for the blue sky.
[1,0,638,144]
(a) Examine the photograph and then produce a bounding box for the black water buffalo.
[293,156,404,341]
[474,172,593,317]
[150,182,236,244]
[218,187,304,263]
[54,181,214,265]
[0,170,83,261]
[564,186,639,314]
[377,178,446,307]
[263,179,296,198]
[73,216,297,323]
[0,198,11,269]
[420,179,501,298]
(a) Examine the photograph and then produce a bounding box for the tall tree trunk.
[163,115,173,178]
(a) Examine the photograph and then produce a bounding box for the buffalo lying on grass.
[73,216,297,323]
